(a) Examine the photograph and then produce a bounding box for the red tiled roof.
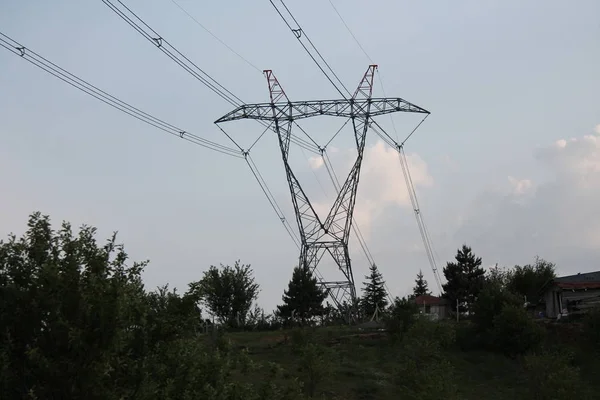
[413,295,448,306]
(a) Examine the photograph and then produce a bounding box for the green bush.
[406,318,456,350]
[393,324,459,400]
[471,282,522,334]
[296,343,333,398]
[523,351,590,400]
[455,320,486,351]
[582,308,600,352]
[383,297,419,341]
[491,305,544,357]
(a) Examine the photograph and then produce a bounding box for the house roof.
[413,295,448,306]
[542,271,600,291]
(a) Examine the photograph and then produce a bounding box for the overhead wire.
[326,0,442,295]
[369,123,442,293]
[266,0,398,302]
[103,0,319,156]
[162,0,377,273]
[269,0,351,99]
[169,0,262,74]
[0,32,243,159]
[102,0,322,249]
[245,154,302,249]
[103,0,242,108]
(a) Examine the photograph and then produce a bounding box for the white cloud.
[307,156,324,170]
[507,176,533,196]
[455,124,600,273]
[310,140,433,239]
[595,124,600,135]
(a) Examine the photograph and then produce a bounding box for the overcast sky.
[1,0,599,311]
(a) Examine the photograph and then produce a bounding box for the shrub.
[471,282,522,334]
[406,318,456,350]
[491,305,544,357]
[523,351,591,400]
[582,308,600,352]
[384,297,419,341]
[393,325,459,400]
[297,343,333,398]
[455,320,486,351]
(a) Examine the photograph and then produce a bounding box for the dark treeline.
[1,213,599,399]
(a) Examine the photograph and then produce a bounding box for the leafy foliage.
[360,264,388,319]
[0,213,301,400]
[393,320,459,400]
[0,212,148,399]
[506,257,556,303]
[442,245,485,313]
[471,279,523,335]
[412,269,430,297]
[523,351,591,400]
[276,266,327,325]
[384,296,419,340]
[189,261,260,328]
[582,308,600,352]
[491,305,544,357]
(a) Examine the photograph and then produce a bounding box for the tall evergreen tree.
[361,264,389,319]
[442,244,485,313]
[412,270,430,297]
[276,265,327,324]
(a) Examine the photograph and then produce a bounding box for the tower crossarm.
[214,64,430,318]
[214,97,429,124]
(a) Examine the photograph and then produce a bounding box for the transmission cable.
[104,0,319,156]
[327,0,442,294]
[245,153,301,249]
[269,0,351,99]
[103,0,242,108]
[0,32,242,159]
[169,0,262,73]
[267,0,392,300]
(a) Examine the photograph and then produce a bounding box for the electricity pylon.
[215,65,429,314]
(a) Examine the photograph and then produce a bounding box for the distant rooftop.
[413,294,448,306]
[545,271,600,290]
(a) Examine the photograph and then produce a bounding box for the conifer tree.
[361,264,389,319]
[412,270,430,297]
[442,244,485,313]
[276,265,327,324]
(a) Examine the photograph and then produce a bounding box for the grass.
[219,325,550,400]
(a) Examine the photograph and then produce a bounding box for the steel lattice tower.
[215,65,429,312]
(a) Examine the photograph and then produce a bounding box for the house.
[540,271,600,319]
[413,295,449,320]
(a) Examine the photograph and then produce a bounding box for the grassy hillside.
[216,321,598,400]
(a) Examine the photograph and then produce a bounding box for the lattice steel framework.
[215,65,429,311]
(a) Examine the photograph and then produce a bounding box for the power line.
[268,0,392,301]
[169,0,262,74]
[325,1,441,295]
[269,0,351,99]
[103,0,242,107]
[0,32,243,159]
[103,0,320,156]
[245,154,301,249]
[327,0,373,63]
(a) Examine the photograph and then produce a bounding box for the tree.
[412,270,430,297]
[0,212,149,399]
[276,265,327,325]
[188,261,259,328]
[506,257,556,303]
[0,213,305,399]
[385,296,420,340]
[442,245,485,313]
[361,264,389,319]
